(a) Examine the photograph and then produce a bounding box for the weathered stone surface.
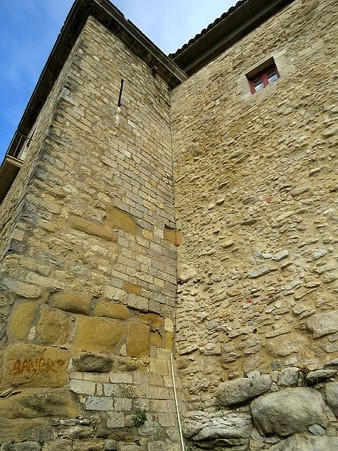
[85,396,113,411]
[170,0,338,404]
[126,322,150,357]
[68,215,118,242]
[306,311,338,338]
[139,312,164,330]
[103,440,118,451]
[178,265,196,283]
[0,389,78,419]
[94,300,130,320]
[308,424,326,436]
[1,277,41,299]
[41,440,72,451]
[270,434,338,451]
[278,367,300,387]
[306,369,336,385]
[248,266,276,279]
[106,411,124,429]
[72,353,112,372]
[73,316,124,353]
[122,281,141,295]
[267,333,308,357]
[325,358,338,367]
[164,331,174,350]
[272,250,289,261]
[1,441,42,451]
[325,382,338,416]
[35,306,69,344]
[0,0,337,446]
[104,286,127,302]
[72,440,104,451]
[2,344,68,389]
[49,290,92,315]
[0,417,50,443]
[70,379,96,395]
[150,331,162,347]
[7,301,38,342]
[106,206,138,235]
[164,227,182,246]
[53,424,94,440]
[25,272,64,291]
[251,388,328,437]
[111,356,139,372]
[216,375,272,406]
[184,410,252,448]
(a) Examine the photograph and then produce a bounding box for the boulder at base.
[184,410,252,450]
[216,375,272,406]
[270,434,338,451]
[251,387,328,437]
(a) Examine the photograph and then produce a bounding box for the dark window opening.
[247,59,280,94]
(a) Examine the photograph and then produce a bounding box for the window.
[247,61,280,94]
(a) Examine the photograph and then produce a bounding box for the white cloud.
[113,0,238,53]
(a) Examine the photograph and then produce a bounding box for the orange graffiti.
[11,357,65,375]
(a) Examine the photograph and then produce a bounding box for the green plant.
[132,409,147,427]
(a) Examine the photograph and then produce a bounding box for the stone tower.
[0,0,337,449]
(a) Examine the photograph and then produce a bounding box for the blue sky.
[0,0,237,161]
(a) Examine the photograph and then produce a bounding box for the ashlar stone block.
[49,290,92,315]
[35,306,69,344]
[7,301,38,342]
[73,316,124,353]
[0,389,78,419]
[95,300,130,320]
[126,322,150,357]
[107,411,125,428]
[2,343,69,389]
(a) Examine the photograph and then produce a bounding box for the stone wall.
[1,0,338,449]
[0,17,181,450]
[171,0,338,447]
[0,22,81,348]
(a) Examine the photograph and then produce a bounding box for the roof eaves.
[171,0,296,75]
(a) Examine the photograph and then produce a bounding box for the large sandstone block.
[0,389,78,419]
[139,312,164,330]
[123,281,141,295]
[35,305,69,344]
[216,375,272,406]
[106,206,138,235]
[126,322,150,357]
[150,331,162,347]
[7,301,38,342]
[49,290,92,315]
[68,215,118,242]
[1,276,41,299]
[251,387,328,437]
[164,227,182,246]
[164,331,174,350]
[95,300,130,320]
[2,344,69,389]
[72,353,113,372]
[0,417,49,442]
[73,316,124,353]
